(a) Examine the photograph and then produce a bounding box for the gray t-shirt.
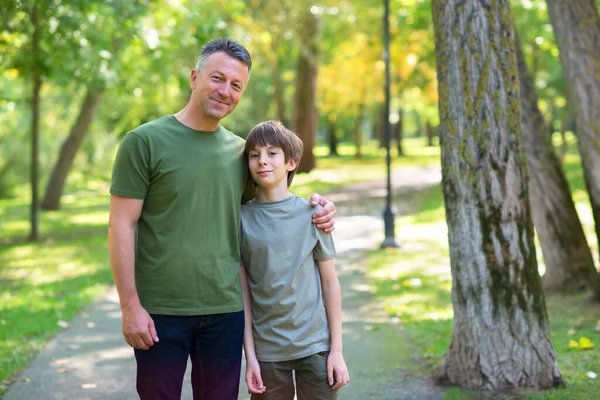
[240,195,337,362]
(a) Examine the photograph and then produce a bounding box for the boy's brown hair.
[244,120,304,187]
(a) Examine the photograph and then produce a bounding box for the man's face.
[191,51,249,123]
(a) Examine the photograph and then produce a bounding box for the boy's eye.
[269,152,277,156]
[249,154,258,158]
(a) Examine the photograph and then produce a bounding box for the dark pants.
[134,311,244,400]
[251,351,337,400]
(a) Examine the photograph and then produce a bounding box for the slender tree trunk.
[546,0,600,263]
[426,120,434,147]
[326,118,338,156]
[293,10,319,173]
[516,36,600,299]
[29,2,42,241]
[393,106,403,156]
[432,0,563,390]
[42,87,103,210]
[271,40,287,126]
[353,102,366,159]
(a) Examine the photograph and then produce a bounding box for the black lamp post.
[381,0,399,248]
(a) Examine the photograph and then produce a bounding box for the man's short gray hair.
[195,38,252,79]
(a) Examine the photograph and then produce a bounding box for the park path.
[3,165,444,400]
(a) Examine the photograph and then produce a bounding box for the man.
[108,38,335,400]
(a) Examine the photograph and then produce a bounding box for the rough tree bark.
[515,36,600,298]
[293,10,319,173]
[432,0,563,390]
[42,87,103,210]
[546,0,600,262]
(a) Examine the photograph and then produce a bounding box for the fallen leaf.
[20,378,30,383]
[568,340,579,349]
[86,322,95,328]
[57,320,70,329]
[567,328,575,335]
[579,337,595,350]
[57,368,68,374]
[587,371,597,379]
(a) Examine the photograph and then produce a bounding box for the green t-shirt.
[240,195,337,362]
[110,115,248,315]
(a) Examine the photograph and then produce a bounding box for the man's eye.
[212,76,222,81]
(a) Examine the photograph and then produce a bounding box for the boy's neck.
[255,185,291,203]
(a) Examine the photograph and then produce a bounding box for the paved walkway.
[4,165,444,400]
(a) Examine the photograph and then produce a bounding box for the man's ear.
[190,69,197,89]
[287,159,297,172]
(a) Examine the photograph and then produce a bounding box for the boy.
[238,120,350,399]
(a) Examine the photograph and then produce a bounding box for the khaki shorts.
[251,351,338,400]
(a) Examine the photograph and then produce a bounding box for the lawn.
[0,138,438,392]
[364,132,600,399]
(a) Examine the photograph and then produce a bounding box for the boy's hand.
[327,350,349,390]
[310,193,336,233]
[245,358,266,394]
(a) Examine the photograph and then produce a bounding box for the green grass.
[364,135,600,399]
[0,138,439,392]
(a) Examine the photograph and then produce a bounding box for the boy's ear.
[287,159,297,172]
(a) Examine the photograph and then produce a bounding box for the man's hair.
[244,120,304,187]
[195,38,252,78]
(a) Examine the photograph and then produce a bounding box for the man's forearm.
[108,222,140,310]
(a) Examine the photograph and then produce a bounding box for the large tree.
[432,0,563,390]
[515,35,600,299]
[545,0,600,262]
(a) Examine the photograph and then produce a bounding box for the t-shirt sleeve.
[109,131,150,199]
[313,225,336,261]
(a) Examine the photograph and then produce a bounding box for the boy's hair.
[244,120,304,187]
[195,38,252,79]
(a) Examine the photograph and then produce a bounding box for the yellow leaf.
[579,337,595,350]
[569,340,579,349]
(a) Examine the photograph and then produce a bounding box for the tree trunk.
[353,102,366,159]
[326,118,338,156]
[42,87,103,210]
[559,106,569,160]
[393,106,403,156]
[432,0,563,390]
[271,40,287,126]
[293,10,319,173]
[29,2,42,241]
[516,35,600,298]
[426,120,434,147]
[546,0,600,263]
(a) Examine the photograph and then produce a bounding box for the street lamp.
[381,0,399,248]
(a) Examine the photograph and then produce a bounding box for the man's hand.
[327,350,350,390]
[245,358,266,394]
[310,193,336,233]
[121,303,159,350]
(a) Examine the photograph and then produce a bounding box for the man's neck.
[174,104,219,132]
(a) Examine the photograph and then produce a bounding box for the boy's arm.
[309,193,336,233]
[238,264,266,394]
[317,258,350,390]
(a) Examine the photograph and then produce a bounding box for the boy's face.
[248,144,296,190]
